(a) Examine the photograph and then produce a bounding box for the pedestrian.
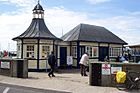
[79,52,89,76]
[116,56,120,62]
[104,56,109,62]
[48,51,56,77]
[124,54,128,61]
[119,55,126,62]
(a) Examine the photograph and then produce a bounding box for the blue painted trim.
[77,41,80,68]
[70,42,72,56]
[37,39,40,71]
[21,39,23,59]
[56,45,58,67]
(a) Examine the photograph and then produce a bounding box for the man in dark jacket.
[48,51,56,77]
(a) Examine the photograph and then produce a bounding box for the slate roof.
[61,23,127,44]
[13,18,61,40]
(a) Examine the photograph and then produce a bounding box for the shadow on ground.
[55,68,80,74]
[27,77,39,80]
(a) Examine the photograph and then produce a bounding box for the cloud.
[87,0,111,5]
[0,0,140,51]
[1,0,35,7]
[45,7,89,37]
[89,12,140,45]
[43,8,140,45]
[0,12,32,51]
[0,4,89,51]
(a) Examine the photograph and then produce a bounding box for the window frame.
[26,45,34,58]
[72,46,77,58]
[92,47,98,57]
[42,46,50,58]
[109,47,122,57]
[86,46,98,58]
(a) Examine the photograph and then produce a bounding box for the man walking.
[48,51,56,77]
[79,52,89,76]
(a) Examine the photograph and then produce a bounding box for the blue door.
[60,47,67,68]
[99,47,109,61]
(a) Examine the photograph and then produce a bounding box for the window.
[86,46,90,56]
[109,47,122,57]
[17,45,20,51]
[92,47,98,57]
[86,46,98,57]
[17,45,21,58]
[26,45,34,58]
[72,46,77,57]
[42,46,50,58]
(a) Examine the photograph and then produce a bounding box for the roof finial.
[38,0,40,4]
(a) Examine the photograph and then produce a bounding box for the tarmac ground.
[0,69,140,93]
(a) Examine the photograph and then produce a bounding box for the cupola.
[33,1,44,19]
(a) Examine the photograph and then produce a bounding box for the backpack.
[116,71,126,83]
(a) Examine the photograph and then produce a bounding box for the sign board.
[0,61,10,69]
[67,56,73,65]
[111,67,122,74]
[102,64,111,75]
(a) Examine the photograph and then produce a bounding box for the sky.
[0,0,140,51]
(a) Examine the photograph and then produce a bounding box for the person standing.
[79,52,89,76]
[48,51,56,77]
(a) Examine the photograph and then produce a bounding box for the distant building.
[127,44,140,56]
[126,44,140,62]
[13,2,127,71]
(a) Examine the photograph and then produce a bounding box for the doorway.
[60,47,67,68]
[99,46,109,61]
